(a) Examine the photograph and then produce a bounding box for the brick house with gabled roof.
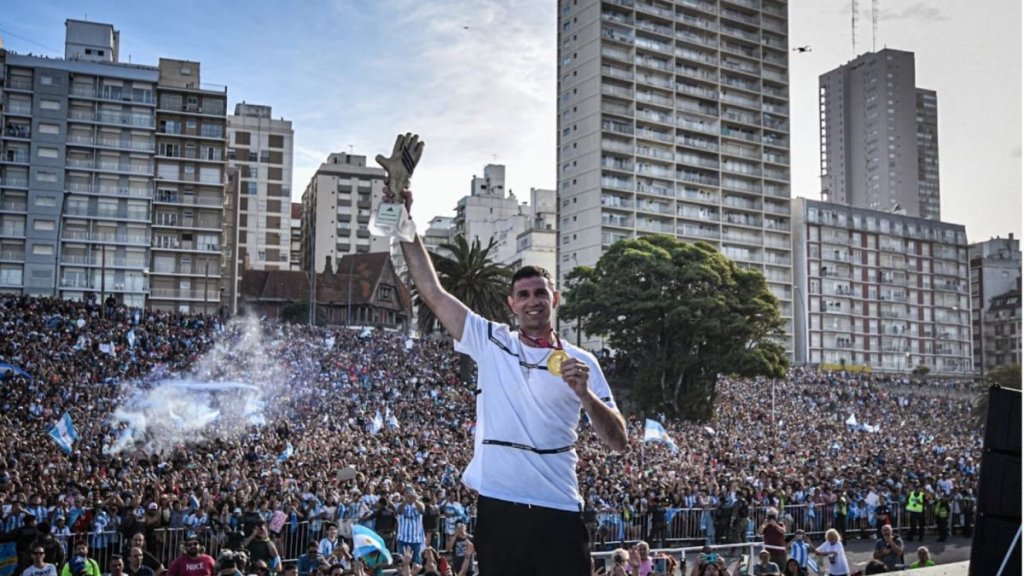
[240,251,411,329]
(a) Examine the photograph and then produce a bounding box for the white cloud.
[292,0,557,220]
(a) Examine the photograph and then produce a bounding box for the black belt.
[482,439,574,454]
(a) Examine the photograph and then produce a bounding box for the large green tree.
[414,234,512,335]
[974,363,1021,426]
[561,236,787,420]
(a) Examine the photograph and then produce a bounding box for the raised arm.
[376,134,469,340]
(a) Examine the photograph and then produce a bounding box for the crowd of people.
[0,296,984,575]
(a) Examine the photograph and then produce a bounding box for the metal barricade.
[59,497,973,571]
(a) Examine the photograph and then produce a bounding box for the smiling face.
[508,275,560,336]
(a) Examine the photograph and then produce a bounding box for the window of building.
[33,220,55,232]
[39,99,61,111]
[37,147,59,159]
[32,244,54,256]
[38,123,60,135]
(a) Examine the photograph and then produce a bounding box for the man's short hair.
[510,266,552,293]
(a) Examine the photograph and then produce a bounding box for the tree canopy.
[974,363,1021,426]
[560,236,788,420]
[414,234,512,335]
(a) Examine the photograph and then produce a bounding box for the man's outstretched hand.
[375,133,425,209]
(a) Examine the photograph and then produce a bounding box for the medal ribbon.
[519,332,563,351]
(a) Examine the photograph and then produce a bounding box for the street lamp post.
[100,246,107,319]
[203,260,210,316]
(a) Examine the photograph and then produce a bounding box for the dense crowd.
[0,296,984,575]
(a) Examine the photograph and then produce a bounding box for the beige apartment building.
[969,234,1022,374]
[150,59,227,314]
[226,103,293,272]
[792,198,972,375]
[556,0,794,352]
[299,152,389,274]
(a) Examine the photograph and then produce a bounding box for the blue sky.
[2,0,1020,242]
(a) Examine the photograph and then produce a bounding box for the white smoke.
[104,315,290,454]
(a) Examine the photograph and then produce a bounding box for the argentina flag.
[643,418,679,452]
[351,524,393,564]
[48,412,79,455]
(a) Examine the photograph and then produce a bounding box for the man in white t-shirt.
[24,546,58,576]
[388,134,628,576]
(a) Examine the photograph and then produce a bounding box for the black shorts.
[475,495,590,576]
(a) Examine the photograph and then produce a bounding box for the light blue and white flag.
[370,411,384,435]
[278,442,294,462]
[48,412,79,455]
[643,418,678,452]
[351,524,393,564]
[385,407,400,431]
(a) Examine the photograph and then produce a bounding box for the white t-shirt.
[24,565,58,576]
[454,311,617,511]
[815,541,850,575]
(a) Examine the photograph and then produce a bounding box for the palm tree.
[414,234,513,335]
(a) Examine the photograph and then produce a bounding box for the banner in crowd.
[0,542,17,576]
[0,362,29,379]
[278,442,294,462]
[643,418,678,452]
[48,412,79,455]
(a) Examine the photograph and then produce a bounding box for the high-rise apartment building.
[792,198,971,375]
[982,280,1021,371]
[226,103,293,274]
[300,152,388,274]
[0,20,228,314]
[290,202,302,270]
[151,59,227,314]
[556,0,793,350]
[506,187,558,274]
[819,49,941,220]
[969,234,1022,373]
[454,164,526,262]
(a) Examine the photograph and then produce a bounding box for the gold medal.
[547,350,570,375]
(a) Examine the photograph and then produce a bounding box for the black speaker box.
[970,386,1022,576]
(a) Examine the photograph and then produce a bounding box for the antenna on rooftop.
[851,0,858,55]
[872,0,879,51]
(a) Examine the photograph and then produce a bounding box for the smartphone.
[594,558,607,571]
[654,557,667,573]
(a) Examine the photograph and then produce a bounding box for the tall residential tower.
[819,49,941,220]
[1,20,228,314]
[557,0,793,350]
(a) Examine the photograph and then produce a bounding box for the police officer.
[905,483,925,542]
